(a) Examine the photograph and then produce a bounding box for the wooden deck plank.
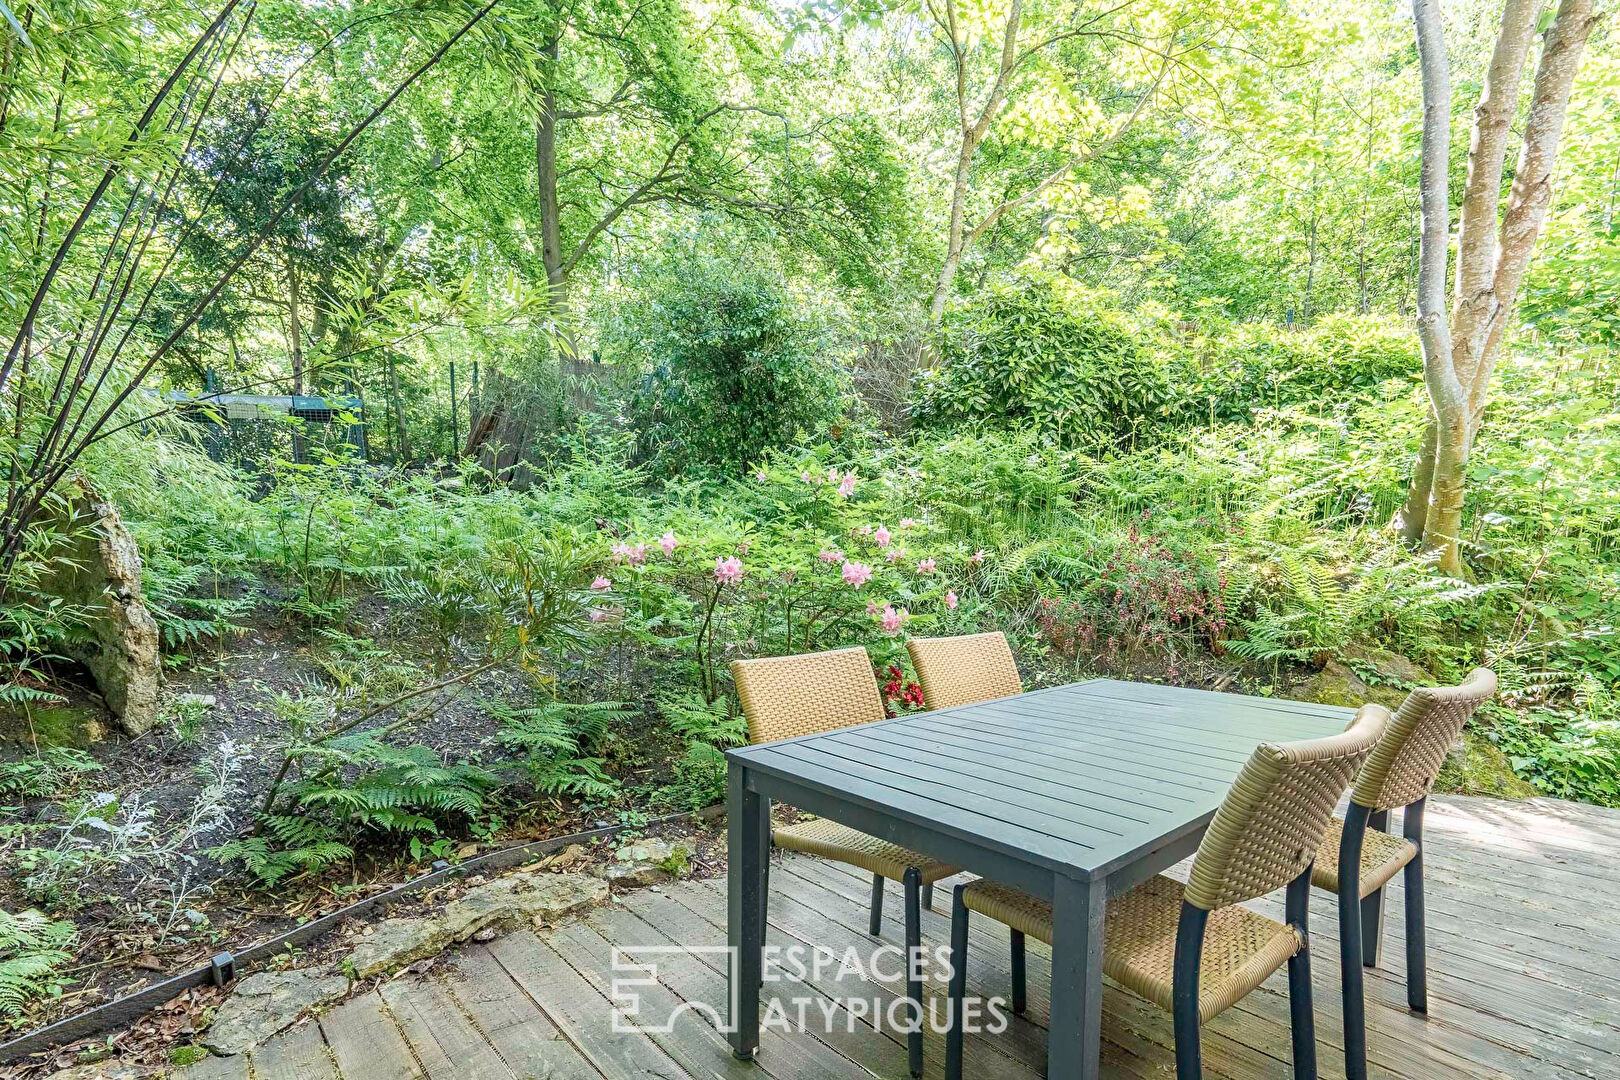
[585,899,868,1080]
[299,794,1620,1080]
[439,945,604,1080]
[486,928,696,1080]
[249,1019,335,1080]
[318,990,424,1080]
[379,975,516,1080]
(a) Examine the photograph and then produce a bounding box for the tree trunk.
[1399,0,1597,571]
[928,145,974,327]
[1396,418,1438,545]
[535,36,578,356]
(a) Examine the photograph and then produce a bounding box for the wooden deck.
[183,795,1620,1080]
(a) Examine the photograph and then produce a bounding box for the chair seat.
[1312,819,1418,898]
[961,875,1302,1024]
[772,818,958,883]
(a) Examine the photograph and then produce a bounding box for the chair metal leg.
[922,881,935,912]
[1010,929,1027,1014]
[1361,809,1389,968]
[1173,902,1209,1080]
[946,885,969,1080]
[904,867,923,1079]
[1404,798,1428,1013]
[1339,802,1371,1080]
[869,873,884,936]
[1287,867,1317,1080]
[759,846,771,986]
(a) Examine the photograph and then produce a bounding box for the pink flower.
[855,524,873,536]
[946,590,959,610]
[755,469,768,482]
[917,558,936,574]
[874,526,891,548]
[837,472,857,498]
[818,548,843,564]
[866,600,881,615]
[801,471,815,484]
[842,561,873,588]
[880,605,907,635]
[589,607,615,623]
[609,542,631,564]
[659,531,678,556]
[715,556,744,585]
[736,541,749,556]
[827,467,840,483]
[900,518,917,529]
[591,575,611,590]
[970,549,987,564]
[886,546,906,563]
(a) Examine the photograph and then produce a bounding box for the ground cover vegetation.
[0,0,1616,1040]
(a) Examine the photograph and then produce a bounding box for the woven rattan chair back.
[906,632,1022,710]
[1351,668,1496,812]
[731,646,886,745]
[1184,705,1387,911]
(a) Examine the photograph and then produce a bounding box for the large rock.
[47,477,161,735]
[594,837,693,887]
[1290,660,1407,711]
[202,970,348,1056]
[1342,644,1435,687]
[345,871,606,978]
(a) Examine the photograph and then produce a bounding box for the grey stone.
[345,871,606,978]
[1342,643,1434,687]
[202,970,348,1055]
[46,478,161,735]
[592,836,694,887]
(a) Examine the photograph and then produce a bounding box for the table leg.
[728,760,766,1060]
[1048,875,1107,1079]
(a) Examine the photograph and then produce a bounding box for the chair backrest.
[1184,704,1388,911]
[731,646,886,744]
[1352,668,1496,812]
[906,632,1022,710]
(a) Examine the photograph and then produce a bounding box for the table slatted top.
[730,679,1354,879]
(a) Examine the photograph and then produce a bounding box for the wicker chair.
[731,646,958,1078]
[906,631,1022,711]
[945,705,1389,1080]
[1320,668,1496,1080]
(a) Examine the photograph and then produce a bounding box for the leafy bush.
[608,244,850,476]
[912,276,1183,449]
[1176,313,1420,422]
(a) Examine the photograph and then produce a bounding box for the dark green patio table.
[726,677,1353,1079]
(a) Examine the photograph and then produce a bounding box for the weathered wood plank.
[378,975,515,1080]
[439,944,604,1080]
[486,929,695,1080]
[250,1019,335,1080]
[318,990,424,1080]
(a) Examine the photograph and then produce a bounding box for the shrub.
[911,275,1183,450]
[1176,313,1419,422]
[608,245,849,476]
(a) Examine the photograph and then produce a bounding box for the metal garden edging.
[0,805,722,1066]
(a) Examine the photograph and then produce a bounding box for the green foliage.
[493,699,627,801]
[609,240,850,475]
[912,276,1182,450]
[0,748,102,800]
[0,910,76,1022]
